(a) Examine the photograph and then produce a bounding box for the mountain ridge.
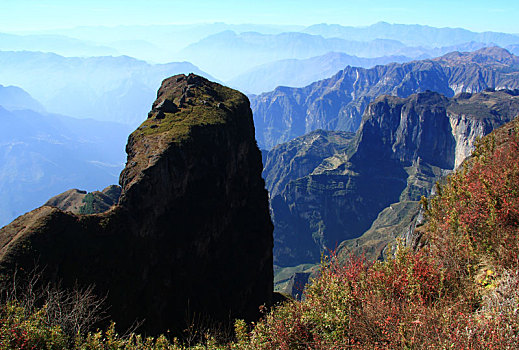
[303,22,519,47]
[252,47,519,149]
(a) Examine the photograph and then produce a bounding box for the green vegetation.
[135,79,246,142]
[79,193,96,215]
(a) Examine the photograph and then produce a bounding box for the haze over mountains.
[0,51,213,125]
[0,32,118,57]
[0,100,130,227]
[228,52,413,94]
[3,22,519,86]
[0,84,45,113]
[303,22,519,47]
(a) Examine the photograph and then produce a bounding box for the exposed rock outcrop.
[0,74,273,335]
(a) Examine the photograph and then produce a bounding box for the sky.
[1,0,518,34]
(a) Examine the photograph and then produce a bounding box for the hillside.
[4,116,519,344]
[252,47,519,149]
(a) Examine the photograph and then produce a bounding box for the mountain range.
[228,52,412,94]
[303,22,519,47]
[0,32,118,57]
[0,51,213,125]
[0,88,130,227]
[251,47,519,149]
[179,31,497,81]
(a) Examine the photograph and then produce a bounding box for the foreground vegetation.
[242,121,519,349]
[1,121,518,348]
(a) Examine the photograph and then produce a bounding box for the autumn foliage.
[241,121,519,349]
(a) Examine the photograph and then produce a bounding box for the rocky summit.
[0,74,273,335]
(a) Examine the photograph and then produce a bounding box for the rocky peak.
[355,91,455,168]
[0,74,273,335]
[436,46,519,67]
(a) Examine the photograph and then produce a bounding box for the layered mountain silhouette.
[229,52,412,94]
[179,31,410,79]
[252,47,519,149]
[0,51,214,125]
[303,22,519,47]
[0,84,45,112]
[0,101,130,227]
[0,32,117,57]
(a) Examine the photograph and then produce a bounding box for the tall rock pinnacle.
[0,73,274,335]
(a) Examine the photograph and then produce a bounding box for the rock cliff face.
[252,47,519,149]
[0,74,273,335]
[265,89,519,267]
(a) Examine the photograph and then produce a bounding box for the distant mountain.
[251,47,519,149]
[0,32,117,57]
[179,31,409,80]
[506,44,519,56]
[0,51,214,125]
[304,22,519,47]
[0,84,44,112]
[228,52,412,94]
[0,106,130,227]
[180,30,499,81]
[265,89,519,267]
[41,23,304,63]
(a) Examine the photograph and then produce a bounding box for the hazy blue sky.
[1,0,518,34]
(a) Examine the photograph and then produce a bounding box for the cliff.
[0,74,273,335]
[252,47,519,149]
[265,89,519,267]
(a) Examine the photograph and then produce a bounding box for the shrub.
[243,122,519,349]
